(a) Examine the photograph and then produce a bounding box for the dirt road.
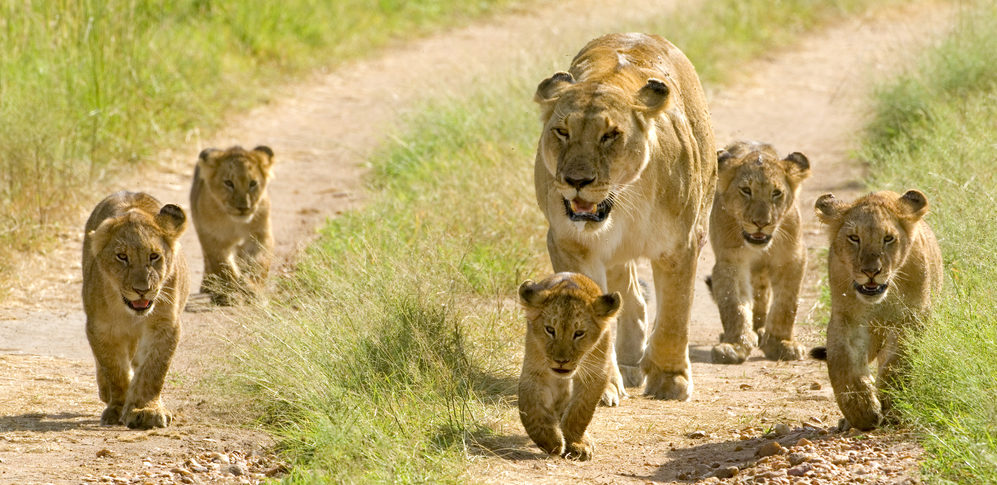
[0,0,953,483]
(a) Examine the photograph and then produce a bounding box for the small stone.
[756,441,787,457]
[809,382,822,390]
[209,452,231,464]
[733,444,744,451]
[773,423,792,435]
[787,463,813,476]
[687,430,708,439]
[831,454,850,465]
[714,466,739,479]
[795,438,813,448]
[96,449,114,458]
[228,464,247,476]
[788,453,811,466]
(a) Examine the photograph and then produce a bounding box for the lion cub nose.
[564,176,595,189]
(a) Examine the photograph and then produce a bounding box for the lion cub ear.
[782,152,811,181]
[519,280,549,308]
[252,145,276,176]
[197,148,221,175]
[87,219,117,258]
[155,204,187,241]
[592,292,622,319]
[534,72,574,105]
[897,189,929,221]
[635,78,671,116]
[815,193,847,224]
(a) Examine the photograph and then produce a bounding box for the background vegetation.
[233,0,896,481]
[0,0,524,293]
[859,1,997,481]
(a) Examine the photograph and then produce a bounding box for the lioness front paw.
[711,342,752,364]
[123,406,172,429]
[563,438,594,461]
[641,366,692,401]
[619,363,644,388]
[100,404,123,426]
[760,338,806,361]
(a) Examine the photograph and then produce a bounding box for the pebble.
[713,465,739,479]
[228,464,247,476]
[687,430,708,439]
[795,437,813,448]
[787,463,813,476]
[773,423,792,435]
[756,441,787,457]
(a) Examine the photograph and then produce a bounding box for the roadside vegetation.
[233,0,902,481]
[0,0,526,295]
[859,1,997,481]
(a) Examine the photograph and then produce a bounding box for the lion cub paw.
[563,437,594,461]
[760,338,806,361]
[642,367,692,401]
[100,404,123,426]
[124,406,172,430]
[711,342,753,364]
[600,378,627,407]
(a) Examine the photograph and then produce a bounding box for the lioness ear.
[156,204,187,240]
[898,189,929,221]
[782,152,811,180]
[815,193,846,224]
[534,71,574,104]
[592,292,622,319]
[635,78,671,115]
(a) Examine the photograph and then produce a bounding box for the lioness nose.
[564,176,595,189]
[861,267,881,278]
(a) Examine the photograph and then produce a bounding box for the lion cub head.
[197,145,274,222]
[816,190,930,304]
[88,204,187,315]
[534,71,673,228]
[519,273,621,377]
[716,141,810,249]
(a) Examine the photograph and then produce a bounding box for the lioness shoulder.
[518,272,621,461]
[190,145,275,304]
[707,141,811,364]
[814,189,942,430]
[82,191,190,429]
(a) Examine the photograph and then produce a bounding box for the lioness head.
[88,204,187,315]
[816,190,930,304]
[716,141,810,249]
[534,71,672,228]
[198,145,274,222]
[519,272,621,378]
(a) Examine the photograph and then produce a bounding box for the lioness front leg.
[760,254,806,361]
[642,253,696,401]
[709,261,757,364]
[607,262,648,388]
[122,321,179,429]
[827,319,881,430]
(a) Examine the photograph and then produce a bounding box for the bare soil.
[0,0,954,483]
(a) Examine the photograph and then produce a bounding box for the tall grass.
[858,2,997,481]
[0,0,524,292]
[234,0,903,481]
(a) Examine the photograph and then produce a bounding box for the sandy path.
[0,0,954,483]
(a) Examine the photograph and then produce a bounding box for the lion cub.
[814,190,942,430]
[83,191,190,429]
[707,141,810,364]
[518,272,621,461]
[190,145,274,304]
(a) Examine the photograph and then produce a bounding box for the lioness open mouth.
[742,231,772,245]
[853,281,888,296]
[124,297,153,312]
[563,197,613,222]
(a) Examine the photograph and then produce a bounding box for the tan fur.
[708,141,811,364]
[815,190,942,430]
[518,273,620,461]
[190,145,274,304]
[82,191,190,429]
[533,33,716,403]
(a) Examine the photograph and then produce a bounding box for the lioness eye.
[772,189,783,199]
[884,235,895,244]
[739,187,751,197]
[116,253,128,262]
[573,330,585,339]
[544,326,556,337]
[553,127,569,139]
[224,180,235,189]
[149,253,160,262]
[848,235,860,244]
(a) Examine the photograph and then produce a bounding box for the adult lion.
[533,33,716,403]
[82,191,190,428]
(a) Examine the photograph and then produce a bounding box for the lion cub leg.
[608,262,648,389]
[89,333,133,426]
[201,244,241,305]
[759,256,807,361]
[121,320,180,429]
[709,261,757,364]
[826,318,882,430]
[751,270,770,338]
[561,346,610,461]
[235,233,272,298]
[518,375,568,456]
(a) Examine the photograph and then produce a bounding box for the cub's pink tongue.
[571,198,596,214]
[132,299,151,309]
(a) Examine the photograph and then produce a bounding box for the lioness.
[190,145,275,304]
[82,191,190,429]
[707,141,810,364]
[518,272,621,461]
[813,190,942,430]
[534,33,716,403]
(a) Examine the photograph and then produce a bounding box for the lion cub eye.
[224,180,235,190]
[884,235,895,244]
[116,253,128,263]
[573,330,585,339]
[544,326,556,337]
[149,253,160,262]
[600,129,620,144]
[739,187,752,197]
[552,127,569,139]
[249,180,258,189]
[772,189,784,199]
[847,235,860,244]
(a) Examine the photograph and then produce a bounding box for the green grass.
[0,0,527,294]
[858,2,997,481]
[233,0,904,481]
